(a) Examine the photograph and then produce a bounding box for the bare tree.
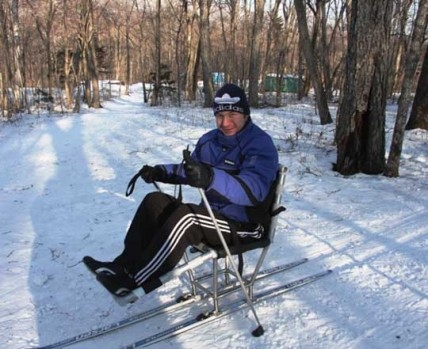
[134,0,149,102]
[124,1,136,96]
[3,0,422,119]
[258,0,300,106]
[216,0,239,83]
[11,0,24,112]
[406,43,428,131]
[335,0,393,175]
[0,0,13,115]
[294,0,332,125]
[315,0,347,100]
[0,0,30,115]
[151,0,162,106]
[385,1,428,177]
[183,0,199,101]
[77,0,101,108]
[263,0,287,106]
[29,0,56,97]
[199,0,214,107]
[164,0,186,106]
[388,0,415,98]
[0,71,4,117]
[246,0,265,107]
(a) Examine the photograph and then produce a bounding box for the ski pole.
[198,188,264,337]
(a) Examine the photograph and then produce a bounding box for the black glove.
[140,165,165,183]
[183,150,213,189]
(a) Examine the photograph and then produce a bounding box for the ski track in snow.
[1,86,427,349]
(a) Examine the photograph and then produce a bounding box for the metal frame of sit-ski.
[119,165,288,337]
[183,165,288,336]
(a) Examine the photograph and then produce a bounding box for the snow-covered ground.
[1,85,427,349]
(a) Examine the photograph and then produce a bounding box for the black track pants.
[114,191,233,286]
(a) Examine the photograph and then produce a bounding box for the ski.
[34,295,200,349]
[33,258,308,349]
[124,269,333,348]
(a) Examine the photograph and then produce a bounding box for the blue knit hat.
[213,84,250,116]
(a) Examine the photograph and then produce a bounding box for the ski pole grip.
[183,147,192,164]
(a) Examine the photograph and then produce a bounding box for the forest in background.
[1,0,427,177]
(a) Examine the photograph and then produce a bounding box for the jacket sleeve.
[154,163,187,184]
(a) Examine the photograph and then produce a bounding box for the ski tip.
[252,325,264,337]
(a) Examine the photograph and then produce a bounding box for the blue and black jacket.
[161,118,279,225]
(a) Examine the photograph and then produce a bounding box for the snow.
[1,84,427,349]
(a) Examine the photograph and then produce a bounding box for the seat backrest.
[266,165,288,243]
[192,165,287,258]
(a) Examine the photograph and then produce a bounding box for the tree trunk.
[199,0,214,107]
[173,1,186,107]
[248,0,265,108]
[297,41,305,100]
[63,48,73,109]
[335,0,393,175]
[114,26,121,81]
[406,44,428,131]
[83,53,92,106]
[12,0,24,112]
[124,1,135,97]
[388,0,414,98]
[217,0,239,84]
[0,2,15,115]
[0,73,5,117]
[89,48,101,108]
[228,0,239,83]
[72,48,82,113]
[125,25,131,96]
[385,1,428,177]
[135,1,148,103]
[151,0,161,106]
[78,0,101,108]
[88,14,101,108]
[294,0,332,125]
[185,0,199,101]
[262,0,282,100]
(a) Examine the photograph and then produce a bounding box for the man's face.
[215,111,248,136]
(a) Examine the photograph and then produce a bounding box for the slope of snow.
[1,85,427,349]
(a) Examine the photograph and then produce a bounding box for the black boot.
[96,272,138,297]
[83,256,126,276]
